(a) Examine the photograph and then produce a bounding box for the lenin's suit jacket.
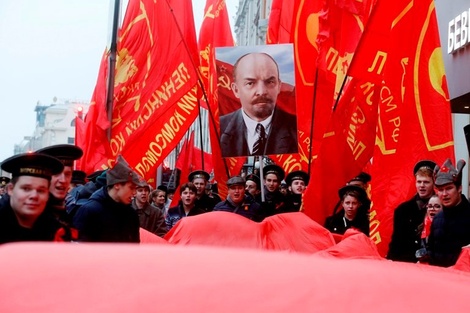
[219,106,298,157]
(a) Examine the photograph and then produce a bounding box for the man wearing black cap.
[36,144,83,224]
[387,160,437,263]
[69,170,87,192]
[0,176,10,200]
[282,170,309,213]
[262,164,286,217]
[427,159,470,267]
[73,155,141,242]
[0,153,66,243]
[188,170,221,212]
[214,176,263,222]
[245,174,261,203]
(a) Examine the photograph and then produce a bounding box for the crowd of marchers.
[0,145,469,268]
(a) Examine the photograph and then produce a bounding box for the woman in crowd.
[325,185,369,236]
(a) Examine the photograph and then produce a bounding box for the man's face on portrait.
[231,53,281,122]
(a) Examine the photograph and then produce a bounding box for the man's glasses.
[427,204,442,209]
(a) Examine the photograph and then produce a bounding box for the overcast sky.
[0,0,238,162]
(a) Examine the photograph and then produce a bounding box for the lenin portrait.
[216,45,298,158]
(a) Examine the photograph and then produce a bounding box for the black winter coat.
[387,195,428,263]
[73,187,140,243]
[428,195,470,267]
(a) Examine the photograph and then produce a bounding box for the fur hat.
[434,158,466,187]
[106,155,141,186]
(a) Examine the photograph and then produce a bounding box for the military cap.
[245,174,261,188]
[87,169,106,182]
[0,176,11,187]
[227,176,246,187]
[71,170,87,185]
[106,155,141,186]
[285,170,310,187]
[434,158,466,187]
[188,170,210,182]
[413,160,437,176]
[348,172,371,184]
[263,164,285,181]
[136,176,150,190]
[36,144,83,167]
[338,184,368,203]
[1,153,64,180]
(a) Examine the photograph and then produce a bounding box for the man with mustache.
[387,160,437,263]
[219,52,298,157]
[427,159,470,267]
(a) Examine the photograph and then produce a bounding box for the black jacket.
[387,195,428,263]
[428,195,470,267]
[73,187,140,243]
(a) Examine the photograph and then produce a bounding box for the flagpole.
[307,68,319,176]
[166,0,230,178]
[106,0,121,141]
[197,101,205,170]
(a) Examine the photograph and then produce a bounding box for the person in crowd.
[262,164,286,216]
[245,173,261,203]
[427,159,470,267]
[73,155,141,243]
[36,144,83,225]
[165,188,175,210]
[188,170,221,212]
[0,176,10,199]
[281,170,309,213]
[214,176,263,222]
[325,184,369,236]
[387,160,437,263]
[415,194,443,261]
[330,171,372,220]
[279,182,289,196]
[0,153,67,243]
[165,182,205,231]
[65,169,107,219]
[151,189,167,211]
[68,170,87,193]
[132,178,167,237]
[219,52,298,157]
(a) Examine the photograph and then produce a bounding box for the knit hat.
[106,155,141,186]
[434,158,466,187]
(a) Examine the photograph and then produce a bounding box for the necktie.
[252,123,266,155]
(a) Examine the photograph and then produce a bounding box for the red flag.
[171,132,196,207]
[301,0,372,224]
[198,0,235,199]
[366,0,454,256]
[90,0,200,184]
[80,51,112,175]
[266,0,294,44]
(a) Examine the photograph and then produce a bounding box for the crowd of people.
[1,144,470,268]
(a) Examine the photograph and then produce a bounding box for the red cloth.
[139,228,168,244]
[2,242,470,312]
[165,212,335,253]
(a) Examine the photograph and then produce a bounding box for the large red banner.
[366,0,454,255]
[79,0,200,184]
